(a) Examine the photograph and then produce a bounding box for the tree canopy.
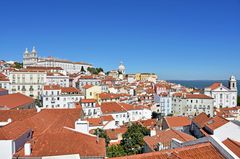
[94,128,110,146]
[87,67,104,74]
[120,123,149,155]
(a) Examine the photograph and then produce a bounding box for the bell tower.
[229,75,237,91]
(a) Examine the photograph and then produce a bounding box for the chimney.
[24,143,31,156]
[150,128,156,136]
[75,119,89,134]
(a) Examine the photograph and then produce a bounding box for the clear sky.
[0,0,239,80]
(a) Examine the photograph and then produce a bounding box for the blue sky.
[0,0,240,80]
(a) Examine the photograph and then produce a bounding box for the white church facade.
[204,76,238,108]
[23,47,93,74]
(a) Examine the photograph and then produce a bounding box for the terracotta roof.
[106,127,128,140]
[79,75,95,79]
[0,109,37,122]
[207,82,222,90]
[81,99,96,103]
[0,93,34,109]
[144,129,196,151]
[0,109,82,140]
[164,116,191,128]
[99,93,120,100]
[102,115,114,121]
[205,116,229,131]
[61,87,81,93]
[186,94,213,99]
[100,102,127,114]
[82,84,93,89]
[86,115,114,127]
[137,119,158,129]
[223,138,240,157]
[0,108,105,158]
[112,142,225,159]
[16,128,105,157]
[173,92,213,99]
[86,117,104,126]
[193,112,211,128]
[100,102,147,114]
[0,73,9,81]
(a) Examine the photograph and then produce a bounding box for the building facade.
[23,47,92,74]
[42,85,84,109]
[172,93,214,117]
[9,70,47,98]
[204,76,238,108]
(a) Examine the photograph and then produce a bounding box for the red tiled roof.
[193,112,211,128]
[208,82,222,90]
[0,109,37,122]
[186,94,213,99]
[99,93,120,100]
[164,116,191,128]
[0,93,34,109]
[81,99,96,103]
[82,84,93,89]
[137,119,158,129]
[112,142,225,159]
[79,75,95,79]
[173,92,213,99]
[86,117,104,126]
[144,129,196,151]
[61,87,81,93]
[100,102,147,114]
[223,138,240,157]
[106,127,128,140]
[205,116,229,131]
[102,115,114,121]
[16,128,106,157]
[0,73,9,81]
[0,109,82,140]
[100,102,126,114]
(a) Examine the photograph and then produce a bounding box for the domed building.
[118,62,125,74]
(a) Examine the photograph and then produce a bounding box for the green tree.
[13,62,23,69]
[107,144,126,158]
[94,128,110,146]
[120,123,149,155]
[87,67,104,74]
[237,96,240,106]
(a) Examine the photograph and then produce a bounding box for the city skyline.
[0,0,240,80]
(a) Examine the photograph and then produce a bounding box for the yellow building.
[84,85,102,99]
[135,73,158,82]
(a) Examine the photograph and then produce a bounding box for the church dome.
[118,63,125,72]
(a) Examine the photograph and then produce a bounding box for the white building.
[23,47,92,74]
[204,76,238,108]
[76,75,101,90]
[154,93,172,116]
[172,93,214,117]
[46,72,69,87]
[42,85,84,108]
[9,70,47,98]
[80,99,102,118]
[203,116,240,142]
[100,102,152,126]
